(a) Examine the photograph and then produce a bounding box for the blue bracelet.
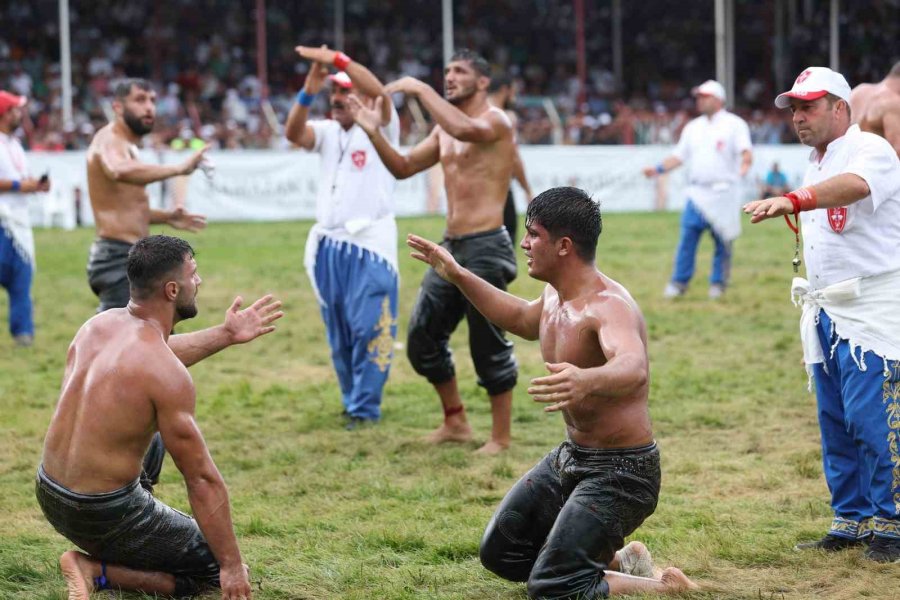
[297,90,315,107]
[11,180,20,191]
[655,164,665,175]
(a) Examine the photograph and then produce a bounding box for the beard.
[446,84,476,106]
[123,108,153,136]
[176,298,198,320]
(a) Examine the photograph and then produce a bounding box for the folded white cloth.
[792,268,900,384]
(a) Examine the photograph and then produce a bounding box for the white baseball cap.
[328,71,353,89]
[691,80,726,102]
[774,67,851,108]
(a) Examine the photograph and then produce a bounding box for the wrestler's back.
[851,83,899,138]
[41,310,178,493]
[438,111,515,236]
[86,125,153,244]
[539,276,653,449]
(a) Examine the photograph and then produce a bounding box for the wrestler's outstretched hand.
[529,362,590,412]
[742,196,793,223]
[168,207,207,232]
[348,94,383,135]
[385,76,426,96]
[224,294,284,344]
[219,562,252,599]
[407,234,462,282]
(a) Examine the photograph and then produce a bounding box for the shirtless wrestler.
[86,78,208,313]
[37,235,282,600]
[408,187,699,598]
[350,48,518,454]
[850,61,900,157]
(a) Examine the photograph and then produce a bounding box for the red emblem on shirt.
[716,139,725,152]
[795,69,812,85]
[352,150,366,168]
[827,207,847,233]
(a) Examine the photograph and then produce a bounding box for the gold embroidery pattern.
[871,517,900,539]
[830,517,860,538]
[367,296,396,373]
[883,360,900,514]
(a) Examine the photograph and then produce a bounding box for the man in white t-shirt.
[745,66,900,563]
[286,46,399,430]
[0,90,50,347]
[643,80,752,299]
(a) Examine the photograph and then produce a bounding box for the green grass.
[1,214,897,599]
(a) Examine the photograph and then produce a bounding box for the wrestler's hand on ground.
[742,196,793,223]
[167,207,207,232]
[348,94,383,135]
[407,233,461,282]
[385,76,426,97]
[223,294,284,344]
[219,563,252,600]
[529,362,589,412]
[179,145,211,175]
[295,44,337,66]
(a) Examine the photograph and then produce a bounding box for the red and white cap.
[328,72,353,89]
[0,90,26,115]
[774,67,851,109]
[691,80,726,102]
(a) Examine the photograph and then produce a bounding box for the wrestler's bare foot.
[424,422,473,444]
[59,551,96,600]
[474,439,509,455]
[660,567,700,593]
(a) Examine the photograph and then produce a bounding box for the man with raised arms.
[350,48,518,454]
[408,187,698,597]
[86,78,208,313]
[37,235,283,599]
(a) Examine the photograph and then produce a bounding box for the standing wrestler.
[37,235,282,599]
[408,187,698,597]
[349,49,518,454]
[850,61,900,157]
[744,66,900,562]
[285,45,399,430]
[86,78,208,313]
[488,73,534,244]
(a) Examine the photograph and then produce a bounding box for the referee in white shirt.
[643,80,752,299]
[285,45,400,430]
[745,67,900,563]
[0,90,50,347]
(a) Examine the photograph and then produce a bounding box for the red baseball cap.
[328,72,353,89]
[0,91,27,115]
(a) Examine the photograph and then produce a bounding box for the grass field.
[1,213,898,600]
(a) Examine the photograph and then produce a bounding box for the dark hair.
[488,73,512,93]
[450,48,490,78]
[825,93,851,120]
[127,235,194,299]
[525,187,601,262]
[114,78,153,101]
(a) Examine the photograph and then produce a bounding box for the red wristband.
[333,52,352,71]
[786,187,818,213]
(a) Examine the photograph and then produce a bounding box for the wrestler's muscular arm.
[98,131,207,186]
[529,297,648,412]
[883,100,900,157]
[407,234,542,339]
[152,357,251,599]
[350,96,440,179]
[168,295,283,367]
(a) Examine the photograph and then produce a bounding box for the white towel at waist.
[792,268,900,380]
[303,213,398,306]
[686,181,741,243]
[0,202,35,266]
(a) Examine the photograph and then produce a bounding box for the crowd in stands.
[2,0,897,150]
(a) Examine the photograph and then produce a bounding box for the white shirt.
[799,125,900,289]
[308,106,399,229]
[673,109,752,185]
[0,131,35,263]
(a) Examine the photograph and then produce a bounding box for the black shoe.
[864,536,900,563]
[344,416,376,431]
[794,534,863,552]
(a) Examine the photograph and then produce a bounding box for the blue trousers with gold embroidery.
[0,225,34,337]
[813,309,900,541]
[314,238,397,421]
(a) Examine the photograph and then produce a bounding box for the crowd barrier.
[23,145,810,229]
